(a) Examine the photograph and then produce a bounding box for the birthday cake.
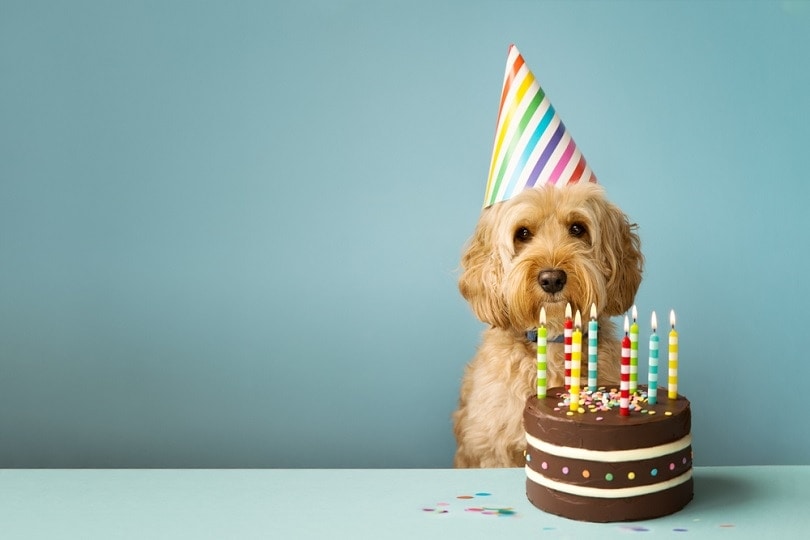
[523,386,693,522]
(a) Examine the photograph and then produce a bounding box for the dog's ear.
[458,206,510,328]
[598,202,644,316]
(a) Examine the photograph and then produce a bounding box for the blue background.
[2,0,809,468]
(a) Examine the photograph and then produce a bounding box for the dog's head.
[459,183,643,334]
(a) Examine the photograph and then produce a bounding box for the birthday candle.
[587,303,598,390]
[629,305,639,395]
[620,315,631,416]
[537,307,548,399]
[668,310,678,400]
[569,311,582,411]
[648,311,659,405]
[564,303,573,391]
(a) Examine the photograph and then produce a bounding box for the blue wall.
[2,0,809,467]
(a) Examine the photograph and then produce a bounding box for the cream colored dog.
[453,183,643,468]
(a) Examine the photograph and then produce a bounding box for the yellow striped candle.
[668,309,678,400]
[587,303,598,390]
[537,307,547,399]
[629,305,639,394]
[569,310,582,411]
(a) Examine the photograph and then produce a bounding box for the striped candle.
[569,311,582,412]
[668,310,679,400]
[482,44,596,208]
[587,303,598,390]
[620,315,631,417]
[629,305,639,395]
[648,311,659,405]
[537,307,548,399]
[564,303,573,391]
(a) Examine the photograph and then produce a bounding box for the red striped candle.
[564,303,573,390]
[620,315,631,417]
[569,310,582,412]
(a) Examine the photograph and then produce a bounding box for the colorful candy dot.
[582,469,590,478]
[605,473,614,481]
[526,454,531,462]
[562,466,569,475]
[628,472,636,480]
[651,468,658,477]
[541,461,548,470]
[669,463,675,471]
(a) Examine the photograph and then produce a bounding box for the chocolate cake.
[523,385,693,522]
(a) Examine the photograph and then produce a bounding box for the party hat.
[483,45,596,208]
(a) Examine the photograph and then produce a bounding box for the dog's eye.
[569,222,587,238]
[514,227,533,243]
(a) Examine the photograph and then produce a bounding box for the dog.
[453,182,643,468]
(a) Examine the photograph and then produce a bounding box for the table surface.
[0,466,807,539]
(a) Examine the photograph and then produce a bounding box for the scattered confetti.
[421,492,516,517]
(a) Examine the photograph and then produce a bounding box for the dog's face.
[459,183,643,334]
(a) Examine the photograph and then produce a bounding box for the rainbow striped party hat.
[483,45,596,208]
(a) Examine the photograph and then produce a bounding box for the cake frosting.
[524,385,693,522]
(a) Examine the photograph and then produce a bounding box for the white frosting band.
[526,466,692,499]
[525,432,691,462]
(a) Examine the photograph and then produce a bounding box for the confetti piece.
[620,525,650,532]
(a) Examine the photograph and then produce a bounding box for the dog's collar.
[525,329,567,343]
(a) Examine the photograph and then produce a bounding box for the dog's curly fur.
[453,183,643,468]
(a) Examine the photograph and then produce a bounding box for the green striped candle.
[537,307,547,398]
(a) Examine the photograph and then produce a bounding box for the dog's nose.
[538,269,567,293]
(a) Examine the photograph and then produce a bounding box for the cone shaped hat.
[483,45,596,208]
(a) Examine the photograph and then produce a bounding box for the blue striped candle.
[588,303,598,390]
[648,311,659,405]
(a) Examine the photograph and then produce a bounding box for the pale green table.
[0,466,806,538]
